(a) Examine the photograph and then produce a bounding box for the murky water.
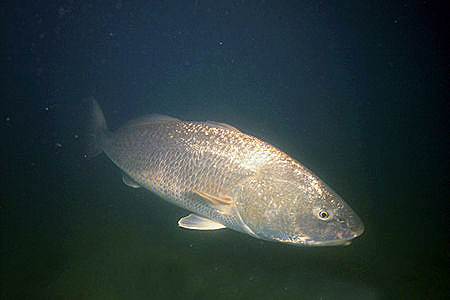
[2,1,446,299]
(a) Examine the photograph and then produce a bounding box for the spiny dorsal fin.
[178,214,226,230]
[205,121,241,132]
[124,114,180,128]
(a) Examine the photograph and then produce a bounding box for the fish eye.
[318,209,329,220]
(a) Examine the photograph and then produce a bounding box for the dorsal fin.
[124,114,180,128]
[205,121,241,132]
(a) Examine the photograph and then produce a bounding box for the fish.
[87,98,364,246]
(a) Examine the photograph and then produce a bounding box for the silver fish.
[88,98,364,246]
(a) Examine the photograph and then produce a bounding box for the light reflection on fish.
[88,98,364,246]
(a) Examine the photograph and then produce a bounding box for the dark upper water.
[1,1,447,299]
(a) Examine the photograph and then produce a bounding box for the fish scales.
[103,119,291,233]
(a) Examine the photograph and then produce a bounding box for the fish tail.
[86,97,108,159]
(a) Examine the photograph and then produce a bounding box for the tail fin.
[86,97,108,159]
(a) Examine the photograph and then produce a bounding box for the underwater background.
[1,1,447,299]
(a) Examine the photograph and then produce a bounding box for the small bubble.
[218,41,224,46]
[5,116,10,121]
[45,106,49,111]
[56,143,62,148]
[74,134,79,139]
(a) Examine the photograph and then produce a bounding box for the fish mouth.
[305,239,353,247]
[271,234,355,247]
[304,229,363,246]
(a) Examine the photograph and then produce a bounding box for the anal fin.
[178,214,226,230]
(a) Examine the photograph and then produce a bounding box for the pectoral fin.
[190,188,233,205]
[122,174,140,188]
[178,214,226,230]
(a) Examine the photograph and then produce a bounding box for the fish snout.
[351,220,365,238]
[348,213,365,238]
[334,213,364,241]
[340,214,364,239]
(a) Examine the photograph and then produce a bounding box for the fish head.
[234,175,364,246]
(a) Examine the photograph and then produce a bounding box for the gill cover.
[233,176,302,243]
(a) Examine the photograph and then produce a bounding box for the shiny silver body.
[90,99,364,246]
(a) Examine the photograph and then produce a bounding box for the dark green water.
[1,1,447,299]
